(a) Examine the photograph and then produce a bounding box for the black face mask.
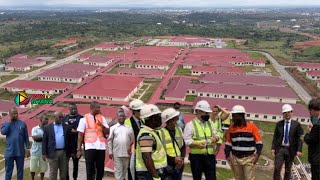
[201,114,210,121]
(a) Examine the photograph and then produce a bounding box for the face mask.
[201,114,210,121]
[311,116,319,126]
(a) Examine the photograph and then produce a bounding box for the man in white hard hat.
[158,108,185,180]
[135,104,167,180]
[272,104,303,180]
[183,100,220,180]
[124,99,145,180]
[225,105,263,180]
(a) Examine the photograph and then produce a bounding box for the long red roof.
[4,80,72,91]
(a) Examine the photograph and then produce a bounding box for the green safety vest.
[157,126,184,157]
[190,118,215,155]
[213,112,224,144]
[135,127,167,172]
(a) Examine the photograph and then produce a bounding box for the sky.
[0,0,319,7]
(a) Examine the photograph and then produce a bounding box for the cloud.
[0,0,319,7]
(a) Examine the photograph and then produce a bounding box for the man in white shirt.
[108,110,134,180]
[76,102,109,180]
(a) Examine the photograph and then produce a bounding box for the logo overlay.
[14,91,53,106]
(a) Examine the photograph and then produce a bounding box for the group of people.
[1,98,319,180]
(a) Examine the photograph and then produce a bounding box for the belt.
[55,149,65,151]
[234,153,253,159]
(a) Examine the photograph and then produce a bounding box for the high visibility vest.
[135,127,167,172]
[84,114,105,143]
[190,118,215,155]
[124,117,144,127]
[213,112,223,144]
[157,126,184,157]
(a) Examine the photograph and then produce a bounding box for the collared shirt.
[53,123,65,149]
[108,123,133,157]
[1,120,30,157]
[183,118,217,146]
[31,125,44,156]
[133,116,142,129]
[77,114,109,150]
[282,119,292,146]
[176,112,185,130]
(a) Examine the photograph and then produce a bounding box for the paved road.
[250,51,312,103]
[0,48,94,87]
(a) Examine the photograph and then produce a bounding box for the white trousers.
[114,157,130,180]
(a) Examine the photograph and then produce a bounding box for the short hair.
[69,102,76,106]
[90,101,100,109]
[308,98,320,111]
[174,102,181,106]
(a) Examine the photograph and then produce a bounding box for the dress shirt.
[53,123,65,149]
[282,119,292,146]
[108,123,133,157]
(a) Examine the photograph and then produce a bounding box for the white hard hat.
[231,105,246,114]
[282,104,293,113]
[140,104,162,119]
[194,100,212,113]
[161,108,180,123]
[129,99,144,110]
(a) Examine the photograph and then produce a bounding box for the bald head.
[54,112,64,124]
[9,107,18,121]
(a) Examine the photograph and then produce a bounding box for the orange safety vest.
[84,114,105,143]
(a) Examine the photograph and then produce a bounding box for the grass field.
[226,40,237,48]
[0,75,18,84]
[0,90,16,101]
[175,67,191,76]
[299,46,320,57]
[184,163,234,180]
[185,95,197,102]
[86,50,123,56]
[140,81,160,102]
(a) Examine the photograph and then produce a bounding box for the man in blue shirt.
[1,107,30,180]
[174,102,185,130]
[43,111,70,180]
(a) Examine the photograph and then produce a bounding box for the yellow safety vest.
[136,126,167,172]
[157,126,184,157]
[213,112,224,144]
[124,117,144,127]
[190,118,215,155]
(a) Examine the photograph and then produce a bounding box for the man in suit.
[304,98,320,180]
[272,104,304,180]
[43,112,71,180]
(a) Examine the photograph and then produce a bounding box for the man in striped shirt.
[224,105,263,180]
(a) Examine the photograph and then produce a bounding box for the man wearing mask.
[76,101,109,180]
[224,105,263,180]
[124,99,145,180]
[304,98,320,180]
[1,107,30,180]
[42,112,70,180]
[272,104,303,180]
[183,100,220,180]
[135,104,168,179]
[211,105,230,151]
[30,115,49,180]
[173,102,185,130]
[159,108,185,180]
[64,103,83,180]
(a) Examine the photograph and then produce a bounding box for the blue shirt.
[53,123,65,149]
[176,112,185,130]
[1,120,30,157]
[31,125,44,156]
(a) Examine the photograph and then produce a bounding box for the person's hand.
[109,154,113,160]
[308,124,313,132]
[215,105,222,110]
[42,155,47,161]
[76,149,82,159]
[226,156,232,165]
[296,151,302,157]
[212,136,219,143]
[127,148,132,156]
[97,121,104,128]
[197,141,206,148]
[271,149,275,156]
[175,157,183,166]
[25,150,30,158]
[71,128,77,133]
[252,154,259,164]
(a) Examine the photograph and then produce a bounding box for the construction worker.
[135,104,167,180]
[225,105,263,180]
[124,99,145,180]
[159,108,185,180]
[211,105,231,151]
[184,100,220,180]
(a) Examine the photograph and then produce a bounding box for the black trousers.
[85,149,105,180]
[66,156,79,180]
[274,147,294,180]
[311,164,320,180]
[189,154,216,180]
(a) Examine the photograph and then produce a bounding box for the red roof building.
[306,70,320,80]
[297,63,320,72]
[84,57,114,67]
[192,48,241,53]
[191,66,245,76]
[194,97,309,124]
[168,36,210,46]
[58,64,100,75]
[5,62,32,71]
[199,74,286,87]
[0,100,16,117]
[117,68,165,79]
[72,75,144,102]
[38,68,87,83]
[5,57,46,71]
[134,60,170,70]
[4,80,72,94]
[95,43,121,51]
[77,54,92,62]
